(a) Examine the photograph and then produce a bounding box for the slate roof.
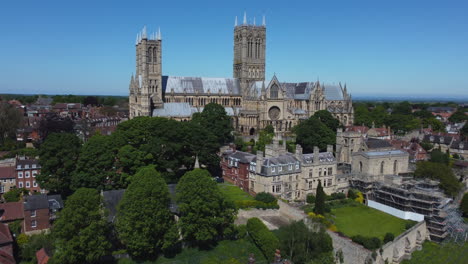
[302,152,336,164]
[16,158,40,169]
[450,140,468,150]
[355,149,409,158]
[228,151,256,163]
[162,76,241,95]
[23,195,49,211]
[281,82,345,101]
[365,138,393,149]
[254,153,299,167]
[423,135,453,145]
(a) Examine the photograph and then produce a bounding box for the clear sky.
[0,0,467,96]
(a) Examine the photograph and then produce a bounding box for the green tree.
[422,117,445,132]
[448,109,468,123]
[314,110,341,133]
[460,193,468,217]
[116,166,179,259]
[461,123,468,141]
[177,169,236,247]
[277,221,333,264]
[19,233,54,263]
[192,103,233,145]
[255,192,276,204]
[3,188,28,202]
[293,116,335,152]
[115,145,152,186]
[429,149,450,165]
[37,133,81,196]
[51,188,111,264]
[71,134,115,190]
[0,101,23,146]
[185,121,221,176]
[393,101,412,115]
[383,233,395,243]
[246,217,280,261]
[256,127,274,152]
[313,181,326,215]
[354,104,373,127]
[384,114,420,134]
[414,162,461,196]
[370,105,388,127]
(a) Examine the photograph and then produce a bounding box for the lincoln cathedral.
[129,14,354,135]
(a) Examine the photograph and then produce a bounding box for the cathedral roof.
[152,103,237,117]
[162,76,241,95]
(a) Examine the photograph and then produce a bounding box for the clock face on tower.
[269,106,281,120]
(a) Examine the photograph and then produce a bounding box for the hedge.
[246,218,279,261]
[351,235,382,250]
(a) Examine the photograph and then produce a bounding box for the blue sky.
[0,0,467,96]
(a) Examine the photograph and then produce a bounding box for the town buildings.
[222,137,339,201]
[16,158,42,193]
[129,16,354,135]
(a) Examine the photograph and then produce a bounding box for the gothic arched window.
[393,160,398,174]
[270,84,279,99]
[148,48,152,63]
[380,161,385,174]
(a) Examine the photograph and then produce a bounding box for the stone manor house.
[129,14,354,135]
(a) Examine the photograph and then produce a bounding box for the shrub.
[384,233,395,243]
[255,192,276,204]
[461,193,468,217]
[347,189,357,199]
[329,192,346,201]
[354,191,364,203]
[235,200,279,209]
[307,194,316,204]
[3,188,28,202]
[405,221,417,230]
[236,224,247,239]
[17,233,29,247]
[351,235,381,250]
[246,218,279,261]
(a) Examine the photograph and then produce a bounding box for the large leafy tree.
[51,188,111,264]
[116,166,179,259]
[353,104,372,127]
[314,110,341,133]
[370,105,389,127]
[192,103,233,145]
[461,123,468,141]
[177,169,236,247]
[0,101,23,146]
[293,116,335,152]
[71,134,115,190]
[37,133,81,196]
[277,221,333,264]
[414,162,461,197]
[448,109,468,123]
[115,144,153,186]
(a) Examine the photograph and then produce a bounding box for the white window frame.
[18,172,23,178]
[279,166,282,172]
[295,164,299,169]
[32,170,37,177]
[31,210,36,217]
[26,181,30,188]
[33,181,38,187]
[271,167,275,172]
[31,220,37,228]
[25,171,30,178]
[289,164,293,170]
[19,182,23,188]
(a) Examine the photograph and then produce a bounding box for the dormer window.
[32,164,36,169]
[17,165,21,169]
[289,164,293,170]
[25,164,29,169]
[271,167,275,173]
[295,163,299,169]
[279,166,282,172]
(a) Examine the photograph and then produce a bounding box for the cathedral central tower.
[233,13,266,90]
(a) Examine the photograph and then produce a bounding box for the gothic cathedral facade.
[129,15,354,135]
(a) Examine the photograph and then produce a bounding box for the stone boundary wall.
[379,221,428,263]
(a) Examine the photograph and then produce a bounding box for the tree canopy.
[414,162,461,197]
[176,169,236,247]
[313,180,326,215]
[37,133,81,196]
[314,110,341,133]
[51,188,111,264]
[191,103,233,145]
[448,109,468,123]
[293,116,335,152]
[0,102,23,147]
[116,166,179,259]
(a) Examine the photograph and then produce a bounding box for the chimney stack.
[295,144,303,160]
[327,145,333,153]
[313,146,319,165]
[256,151,264,174]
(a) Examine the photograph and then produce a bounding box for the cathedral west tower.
[233,13,266,93]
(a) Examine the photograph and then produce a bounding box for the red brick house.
[23,194,63,235]
[16,158,43,193]
[0,223,15,264]
[221,149,256,192]
[0,202,24,224]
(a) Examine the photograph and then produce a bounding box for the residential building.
[422,134,454,153]
[0,167,16,194]
[0,202,24,224]
[221,148,256,192]
[449,140,468,159]
[16,158,42,193]
[22,194,63,235]
[0,223,15,264]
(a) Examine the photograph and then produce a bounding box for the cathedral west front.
[129,14,354,135]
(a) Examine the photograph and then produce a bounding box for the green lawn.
[155,239,268,264]
[331,203,415,240]
[401,241,468,264]
[218,182,254,202]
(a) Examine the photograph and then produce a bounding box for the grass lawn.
[154,239,268,264]
[218,182,254,203]
[401,241,468,264]
[331,203,415,240]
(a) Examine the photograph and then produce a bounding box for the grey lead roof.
[152,103,237,117]
[162,76,241,95]
[281,82,345,101]
[302,152,336,164]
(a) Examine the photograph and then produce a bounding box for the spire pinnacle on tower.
[135,33,139,45]
[142,25,147,39]
[262,15,266,26]
[253,17,256,25]
[235,16,238,26]
[243,11,247,25]
[157,27,161,40]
